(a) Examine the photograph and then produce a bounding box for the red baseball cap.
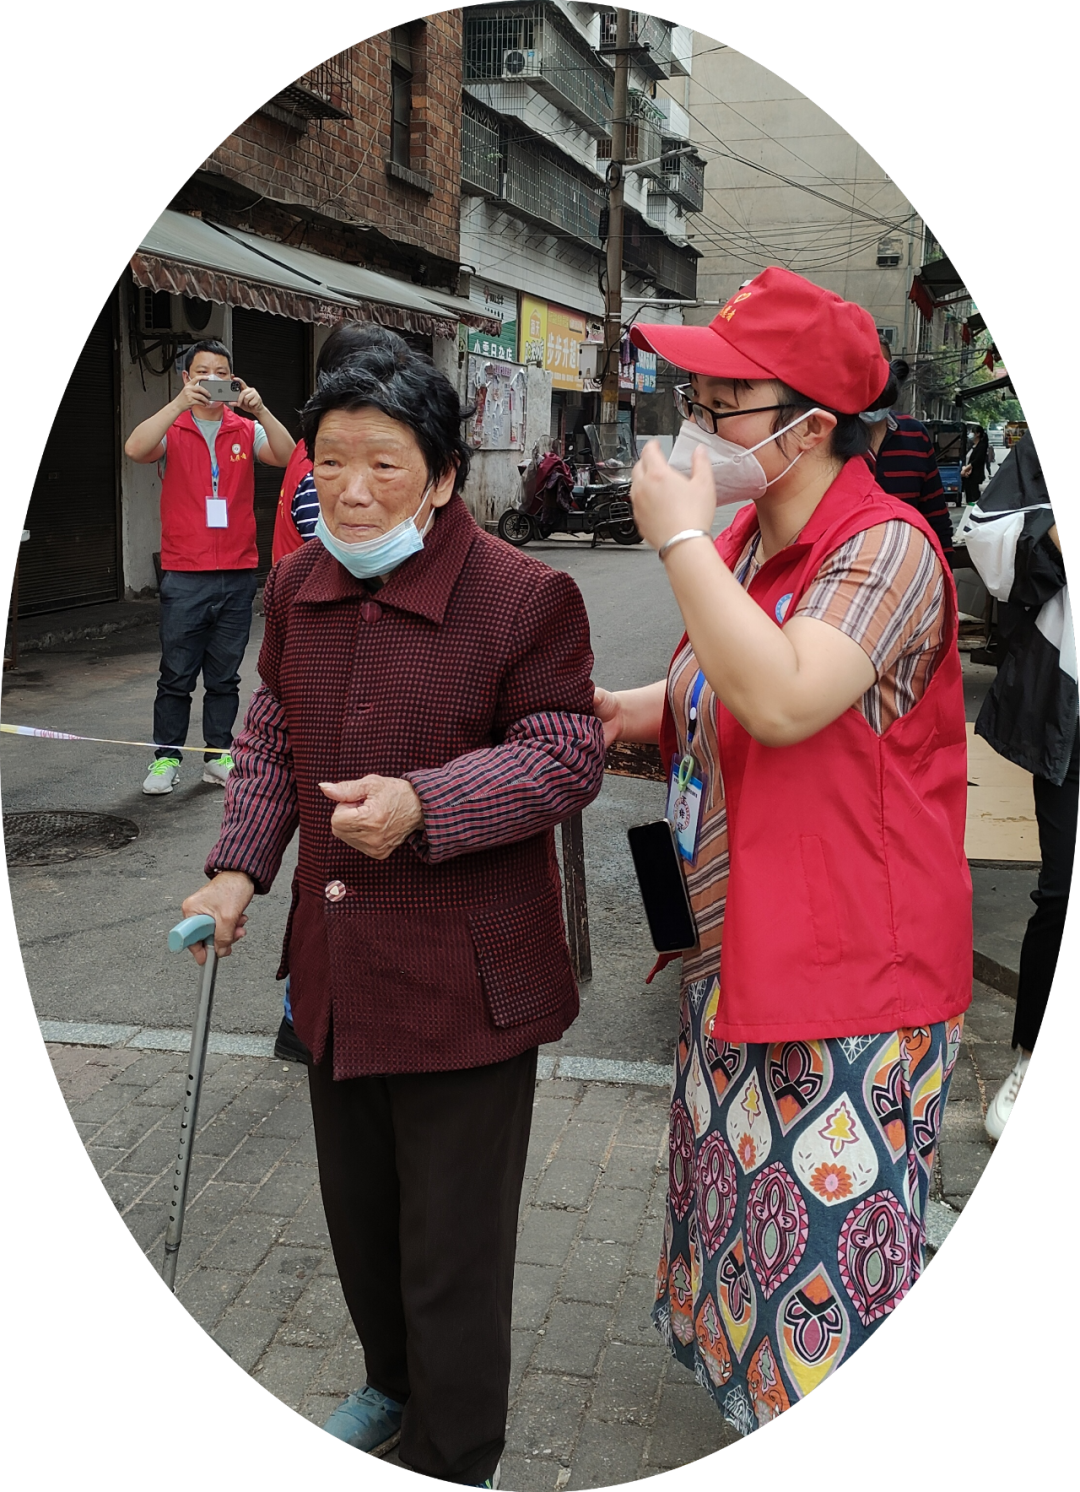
[629,266,889,415]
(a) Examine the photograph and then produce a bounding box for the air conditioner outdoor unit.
[502,47,541,80]
[138,288,227,341]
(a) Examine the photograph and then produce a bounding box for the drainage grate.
[3,811,139,867]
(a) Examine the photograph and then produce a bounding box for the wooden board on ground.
[966,723,1038,862]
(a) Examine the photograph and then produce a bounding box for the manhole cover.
[3,811,139,867]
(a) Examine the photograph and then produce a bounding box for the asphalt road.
[2,524,742,1065]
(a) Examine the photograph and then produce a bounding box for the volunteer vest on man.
[160,407,258,569]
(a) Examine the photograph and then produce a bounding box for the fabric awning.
[212,223,499,335]
[131,211,499,338]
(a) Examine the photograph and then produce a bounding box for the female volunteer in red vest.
[595,267,972,1435]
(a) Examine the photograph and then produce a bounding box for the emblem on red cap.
[719,291,752,323]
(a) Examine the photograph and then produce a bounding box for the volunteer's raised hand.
[630,440,715,553]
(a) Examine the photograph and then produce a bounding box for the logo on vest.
[775,593,793,623]
[230,443,248,462]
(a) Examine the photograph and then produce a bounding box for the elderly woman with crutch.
[180,332,605,1484]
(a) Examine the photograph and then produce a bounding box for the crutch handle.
[168,914,217,952]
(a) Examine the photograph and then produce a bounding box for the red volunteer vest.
[658,458,972,1043]
[160,408,259,570]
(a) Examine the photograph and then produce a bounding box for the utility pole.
[600,8,630,426]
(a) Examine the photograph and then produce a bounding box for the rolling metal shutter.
[20,303,120,615]
[231,308,310,573]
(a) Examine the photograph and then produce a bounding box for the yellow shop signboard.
[519,295,596,391]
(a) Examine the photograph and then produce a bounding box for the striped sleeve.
[405,710,606,865]
[794,521,947,732]
[205,684,299,893]
[290,471,321,540]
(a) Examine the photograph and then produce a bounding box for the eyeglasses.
[673,384,790,436]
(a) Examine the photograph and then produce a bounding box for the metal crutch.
[161,913,219,1291]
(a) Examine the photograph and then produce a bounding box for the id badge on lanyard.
[665,669,707,864]
[205,448,228,528]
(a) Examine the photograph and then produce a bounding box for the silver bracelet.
[658,529,711,562]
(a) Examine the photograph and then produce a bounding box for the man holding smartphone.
[124,339,296,794]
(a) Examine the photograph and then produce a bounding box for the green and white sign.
[464,279,518,361]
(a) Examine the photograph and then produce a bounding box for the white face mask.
[315,482,434,579]
[668,410,823,504]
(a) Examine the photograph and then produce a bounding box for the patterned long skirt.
[653,975,964,1437]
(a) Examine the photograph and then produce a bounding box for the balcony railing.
[597,89,663,174]
[656,142,704,212]
[259,51,353,129]
[461,96,604,246]
[623,211,698,299]
[503,135,604,247]
[464,5,613,137]
[462,95,503,197]
[598,11,675,79]
[645,188,686,241]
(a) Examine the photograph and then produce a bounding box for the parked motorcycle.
[496,450,642,547]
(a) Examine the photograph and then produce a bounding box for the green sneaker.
[474,1465,502,1488]
[202,752,234,787]
[142,757,180,795]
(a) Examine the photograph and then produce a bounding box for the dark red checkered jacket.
[207,495,605,1078]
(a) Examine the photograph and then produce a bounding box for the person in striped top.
[859,356,956,564]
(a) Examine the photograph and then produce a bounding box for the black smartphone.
[626,820,699,953]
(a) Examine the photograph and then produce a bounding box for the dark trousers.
[153,569,258,761]
[307,1045,537,1484]
[1014,725,1079,1051]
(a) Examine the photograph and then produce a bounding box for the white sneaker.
[142,757,180,794]
[985,1051,1031,1141]
[202,752,235,787]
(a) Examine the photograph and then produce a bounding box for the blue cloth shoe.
[322,1384,405,1454]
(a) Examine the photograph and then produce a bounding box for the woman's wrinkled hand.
[180,871,255,964]
[319,776,425,860]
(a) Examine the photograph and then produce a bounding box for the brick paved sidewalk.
[48,978,1007,1488]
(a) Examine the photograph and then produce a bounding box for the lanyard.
[676,670,706,790]
[195,417,221,496]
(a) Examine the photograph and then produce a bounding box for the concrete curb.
[972,950,1018,1001]
[38,1019,675,1087]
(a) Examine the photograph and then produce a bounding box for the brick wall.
[185,14,462,285]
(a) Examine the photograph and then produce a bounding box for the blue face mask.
[315,482,433,580]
